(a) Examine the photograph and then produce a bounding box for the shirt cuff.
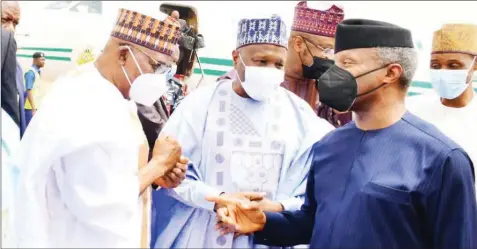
[194,184,223,211]
[279,197,303,211]
[168,181,223,212]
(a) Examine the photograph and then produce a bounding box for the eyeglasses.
[132,46,172,74]
[297,36,335,59]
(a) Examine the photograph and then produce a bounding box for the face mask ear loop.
[466,56,477,84]
[126,46,144,75]
[301,37,315,67]
[469,56,477,71]
[121,66,133,86]
[236,53,246,83]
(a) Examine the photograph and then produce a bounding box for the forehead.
[241,44,287,59]
[334,48,377,63]
[431,53,475,63]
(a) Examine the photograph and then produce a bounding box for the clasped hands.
[151,135,189,188]
[206,192,282,238]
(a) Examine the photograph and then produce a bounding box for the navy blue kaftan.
[255,112,477,249]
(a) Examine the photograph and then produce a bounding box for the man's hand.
[154,156,189,188]
[32,109,37,115]
[152,135,182,173]
[256,198,284,213]
[213,192,266,212]
[212,195,282,237]
[206,195,266,234]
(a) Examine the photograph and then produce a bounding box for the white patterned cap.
[236,14,287,49]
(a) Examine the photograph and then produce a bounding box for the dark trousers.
[24,109,33,128]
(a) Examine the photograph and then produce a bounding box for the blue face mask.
[430,56,476,99]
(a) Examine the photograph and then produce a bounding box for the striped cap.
[110,8,181,56]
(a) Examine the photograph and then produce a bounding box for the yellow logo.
[76,48,95,66]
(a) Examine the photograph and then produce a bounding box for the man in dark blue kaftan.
[208,19,477,249]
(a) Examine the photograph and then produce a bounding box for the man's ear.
[232,50,240,68]
[383,63,403,85]
[118,45,130,66]
[292,36,305,54]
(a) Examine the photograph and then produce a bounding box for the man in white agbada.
[150,15,334,248]
[2,108,21,248]
[14,8,189,248]
[407,24,477,194]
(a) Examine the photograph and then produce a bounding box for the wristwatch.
[213,192,226,212]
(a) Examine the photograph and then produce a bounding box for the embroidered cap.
[291,0,344,38]
[110,8,181,56]
[432,24,477,56]
[236,14,287,49]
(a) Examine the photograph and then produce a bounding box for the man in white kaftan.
[14,8,187,248]
[407,23,477,195]
[1,109,20,248]
[150,15,334,248]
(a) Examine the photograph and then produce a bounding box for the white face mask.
[236,53,285,101]
[121,47,169,106]
[430,56,476,100]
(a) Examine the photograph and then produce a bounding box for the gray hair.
[374,47,418,87]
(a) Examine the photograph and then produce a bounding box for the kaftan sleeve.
[158,91,222,211]
[55,143,140,242]
[279,145,314,211]
[426,149,477,249]
[279,109,334,212]
[280,196,304,211]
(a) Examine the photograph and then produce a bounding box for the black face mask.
[298,37,334,80]
[316,65,388,112]
[302,56,335,80]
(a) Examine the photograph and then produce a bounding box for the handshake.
[205,192,276,237]
[149,135,189,188]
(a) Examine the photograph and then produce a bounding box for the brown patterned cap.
[432,24,477,56]
[111,8,181,56]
